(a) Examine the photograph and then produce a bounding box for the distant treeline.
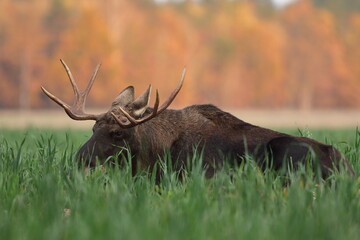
[0,0,359,109]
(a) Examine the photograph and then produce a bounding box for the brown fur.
[77,104,355,178]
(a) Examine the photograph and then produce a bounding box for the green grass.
[0,128,359,240]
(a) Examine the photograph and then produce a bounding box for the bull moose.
[42,60,354,178]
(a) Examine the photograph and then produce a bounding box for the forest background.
[1,0,360,111]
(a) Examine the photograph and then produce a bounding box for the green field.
[0,128,359,240]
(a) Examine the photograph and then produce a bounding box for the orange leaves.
[0,0,359,109]
[281,0,358,109]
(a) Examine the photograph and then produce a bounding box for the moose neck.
[132,109,181,169]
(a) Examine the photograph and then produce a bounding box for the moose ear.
[130,85,151,117]
[111,86,135,107]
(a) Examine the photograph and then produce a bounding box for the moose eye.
[110,130,124,139]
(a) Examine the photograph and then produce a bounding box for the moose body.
[78,104,351,177]
[42,60,354,178]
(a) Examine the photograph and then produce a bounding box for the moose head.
[42,59,185,169]
[42,60,354,178]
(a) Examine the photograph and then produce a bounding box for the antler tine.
[60,59,80,99]
[117,106,138,125]
[112,68,185,128]
[84,62,101,96]
[41,60,102,121]
[41,86,70,110]
[157,67,185,114]
[135,89,160,122]
[112,90,160,128]
[152,90,160,114]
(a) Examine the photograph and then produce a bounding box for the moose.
[42,60,354,178]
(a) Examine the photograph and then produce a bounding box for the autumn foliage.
[0,0,359,110]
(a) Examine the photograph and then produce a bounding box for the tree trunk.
[19,52,30,110]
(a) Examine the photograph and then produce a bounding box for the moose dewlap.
[42,60,354,178]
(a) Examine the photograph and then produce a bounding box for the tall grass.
[0,128,359,240]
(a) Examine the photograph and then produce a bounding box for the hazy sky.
[272,0,297,8]
[155,0,298,8]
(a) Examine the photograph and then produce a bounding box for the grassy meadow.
[0,128,359,240]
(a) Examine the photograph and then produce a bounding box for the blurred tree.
[313,0,360,19]
[0,0,47,109]
[0,0,359,109]
[43,3,117,108]
[342,14,360,105]
[44,0,74,57]
[281,0,356,109]
[191,2,286,107]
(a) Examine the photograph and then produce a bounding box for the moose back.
[42,60,354,178]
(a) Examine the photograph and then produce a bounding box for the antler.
[41,59,102,121]
[111,68,186,128]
